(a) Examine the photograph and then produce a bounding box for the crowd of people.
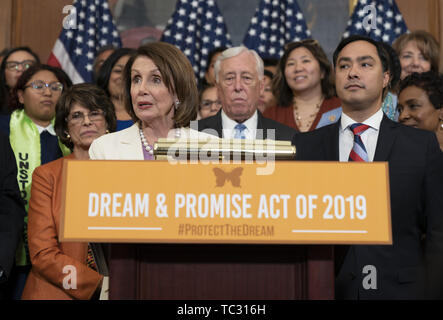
[0,29,442,300]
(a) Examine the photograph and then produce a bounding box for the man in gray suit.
[197,46,296,142]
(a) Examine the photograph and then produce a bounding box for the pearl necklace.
[139,128,182,155]
[139,129,154,155]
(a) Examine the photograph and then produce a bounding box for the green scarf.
[9,109,70,266]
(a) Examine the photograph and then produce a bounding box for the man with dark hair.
[293,35,443,299]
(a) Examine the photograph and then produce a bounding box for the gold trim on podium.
[153,138,296,161]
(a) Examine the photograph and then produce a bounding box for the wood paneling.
[108,244,334,300]
[397,0,442,71]
[397,0,439,36]
[0,0,13,50]
[440,1,443,71]
[12,0,72,62]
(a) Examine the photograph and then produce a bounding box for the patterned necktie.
[86,244,97,271]
[348,123,370,162]
[234,123,247,139]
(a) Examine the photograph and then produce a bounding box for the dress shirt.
[36,123,62,164]
[221,109,258,139]
[35,123,57,136]
[339,108,383,162]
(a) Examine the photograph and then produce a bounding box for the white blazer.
[89,123,218,160]
[89,123,144,160]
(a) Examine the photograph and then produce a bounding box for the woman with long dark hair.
[263,40,341,132]
[0,47,40,115]
[96,48,136,131]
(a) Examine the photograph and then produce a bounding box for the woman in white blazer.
[89,42,202,160]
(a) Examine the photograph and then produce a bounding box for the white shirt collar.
[35,123,57,136]
[221,109,258,139]
[340,107,384,132]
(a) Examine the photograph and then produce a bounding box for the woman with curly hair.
[398,71,443,151]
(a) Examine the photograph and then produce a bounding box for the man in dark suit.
[0,132,26,299]
[293,35,443,299]
[197,46,296,141]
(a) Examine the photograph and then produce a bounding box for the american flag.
[343,0,408,45]
[161,0,232,80]
[48,0,122,83]
[242,0,311,59]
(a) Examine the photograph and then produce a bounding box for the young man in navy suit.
[293,35,443,299]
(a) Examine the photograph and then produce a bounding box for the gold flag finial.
[349,0,358,15]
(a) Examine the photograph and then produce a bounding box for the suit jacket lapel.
[327,120,340,161]
[207,110,223,138]
[256,111,267,139]
[119,124,144,159]
[374,115,397,161]
[215,111,224,138]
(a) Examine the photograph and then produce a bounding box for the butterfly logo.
[213,167,244,188]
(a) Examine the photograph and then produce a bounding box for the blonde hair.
[393,30,440,73]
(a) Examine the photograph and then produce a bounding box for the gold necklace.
[293,98,324,130]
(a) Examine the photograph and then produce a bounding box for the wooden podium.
[60,160,391,301]
[107,243,334,300]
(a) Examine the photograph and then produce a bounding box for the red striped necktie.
[86,244,97,271]
[348,123,370,162]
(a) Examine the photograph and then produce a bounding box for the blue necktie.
[234,123,247,139]
[348,123,370,162]
[40,130,63,164]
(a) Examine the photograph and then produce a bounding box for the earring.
[175,100,180,110]
[106,129,110,134]
[66,133,71,140]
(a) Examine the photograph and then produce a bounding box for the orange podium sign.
[60,161,392,245]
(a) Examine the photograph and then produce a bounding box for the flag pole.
[349,0,358,15]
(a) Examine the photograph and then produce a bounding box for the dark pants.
[0,265,30,300]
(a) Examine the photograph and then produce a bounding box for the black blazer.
[0,132,25,297]
[197,110,297,142]
[293,115,443,299]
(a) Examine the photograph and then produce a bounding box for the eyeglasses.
[200,99,221,110]
[5,60,35,71]
[23,80,64,93]
[66,110,105,125]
